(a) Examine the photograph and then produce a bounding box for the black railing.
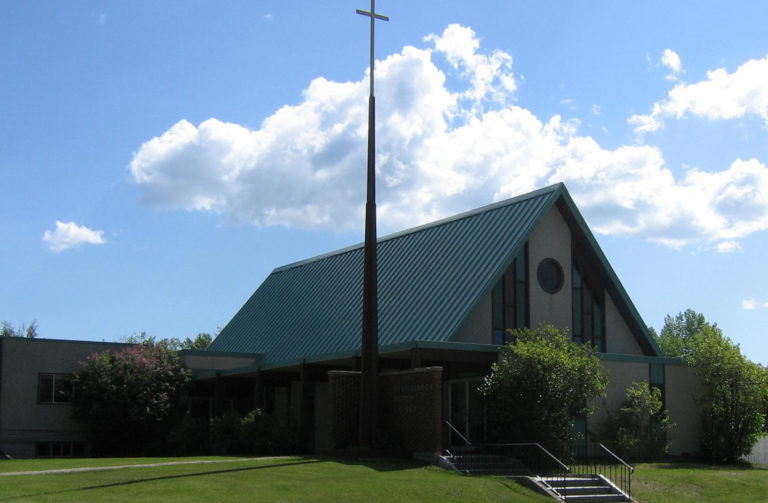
[571,442,634,499]
[444,420,472,447]
[485,443,570,496]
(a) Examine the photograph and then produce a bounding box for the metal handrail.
[444,420,472,446]
[599,443,635,473]
[570,442,634,500]
[487,442,571,472]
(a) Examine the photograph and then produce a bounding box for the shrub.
[480,324,607,458]
[208,409,299,456]
[209,411,244,455]
[601,381,672,461]
[168,413,211,456]
[74,343,190,456]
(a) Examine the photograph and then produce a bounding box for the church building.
[185,183,700,457]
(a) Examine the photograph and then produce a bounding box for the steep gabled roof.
[209,183,660,365]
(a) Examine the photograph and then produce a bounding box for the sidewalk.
[0,456,291,477]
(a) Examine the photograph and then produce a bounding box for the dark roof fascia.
[448,184,565,342]
[555,191,663,356]
[211,340,503,377]
[273,183,566,275]
[385,340,502,354]
[598,352,686,366]
[179,349,265,359]
[0,336,131,347]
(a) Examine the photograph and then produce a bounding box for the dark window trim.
[37,373,76,405]
[491,243,529,345]
[536,258,565,294]
[572,254,606,352]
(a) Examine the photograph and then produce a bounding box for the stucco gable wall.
[528,206,573,332]
[453,204,648,358]
[604,295,643,355]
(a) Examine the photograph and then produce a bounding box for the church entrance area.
[445,378,485,448]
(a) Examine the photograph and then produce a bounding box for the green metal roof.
[209,183,660,364]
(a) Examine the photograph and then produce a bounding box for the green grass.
[632,461,768,502]
[0,457,549,502]
[1,457,766,502]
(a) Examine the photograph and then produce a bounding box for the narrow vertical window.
[492,281,504,345]
[593,297,606,352]
[491,244,529,344]
[514,245,528,329]
[572,264,583,344]
[503,269,516,336]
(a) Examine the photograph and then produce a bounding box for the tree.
[181,332,212,350]
[74,342,191,456]
[480,324,607,458]
[687,325,766,462]
[600,381,672,461]
[658,310,767,462]
[1,320,38,338]
[657,309,717,358]
[120,331,212,350]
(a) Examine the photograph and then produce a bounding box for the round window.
[537,258,564,294]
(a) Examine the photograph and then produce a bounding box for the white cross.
[356,1,389,96]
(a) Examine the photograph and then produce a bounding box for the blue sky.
[2,1,768,364]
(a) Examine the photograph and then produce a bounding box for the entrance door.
[446,379,485,447]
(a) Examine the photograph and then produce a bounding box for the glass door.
[446,379,485,447]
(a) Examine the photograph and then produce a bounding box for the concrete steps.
[541,475,631,502]
[439,453,632,502]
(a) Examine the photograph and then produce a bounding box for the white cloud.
[764,301,768,308]
[715,241,741,253]
[43,221,106,252]
[742,299,758,310]
[592,104,600,116]
[631,53,768,134]
[130,25,768,251]
[660,49,683,81]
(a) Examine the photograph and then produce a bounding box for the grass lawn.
[1,457,766,502]
[0,456,549,502]
[632,461,768,503]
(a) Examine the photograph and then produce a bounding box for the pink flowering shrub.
[74,342,190,456]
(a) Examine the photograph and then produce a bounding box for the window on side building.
[38,373,76,404]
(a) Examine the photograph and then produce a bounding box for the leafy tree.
[658,309,717,358]
[181,332,212,350]
[688,325,766,462]
[1,320,38,338]
[600,381,672,461]
[762,365,768,433]
[480,324,607,458]
[120,331,212,350]
[658,309,767,462]
[74,342,191,456]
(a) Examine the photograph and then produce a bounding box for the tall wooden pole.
[356,1,388,451]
